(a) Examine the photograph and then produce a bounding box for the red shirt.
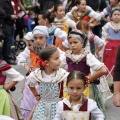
[12,0,20,13]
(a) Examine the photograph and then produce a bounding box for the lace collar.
[66,49,90,63]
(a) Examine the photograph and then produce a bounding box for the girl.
[17,26,50,120]
[25,11,69,50]
[26,47,69,120]
[77,20,104,59]
[54,4,76,50]
[37,11,68,50]
[102,8,120,77]
[61,29,107,119]
[54,71,105,120]
[17,26,65,120]
[27,11,36,32]
[0,60,24,120]
[66,0,101,26]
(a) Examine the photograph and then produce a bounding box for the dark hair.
[75,0,85,5]
[111,8,120,17]
[28,11,35,17]
[66,71,87,86]
[54,4,63,12]
[38,11,55,23]
[39,47,57,61]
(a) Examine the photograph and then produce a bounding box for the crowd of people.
[0,0,120,120]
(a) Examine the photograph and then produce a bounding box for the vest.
[66,56,90,75]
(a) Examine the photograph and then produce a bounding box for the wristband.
[114,92,120,95]
[35,94,40,97]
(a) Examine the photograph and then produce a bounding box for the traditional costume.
[0,60,24,120]
[102,22,120,77]
[54,95,105,120]
[61,49,107,119]
[26,68,69,120]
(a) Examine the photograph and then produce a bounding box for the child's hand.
[114,93,120,107]
[114,28,119,32]
[105,36,109,41]
[35,95,40,101]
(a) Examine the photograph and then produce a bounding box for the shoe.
[6,59,17,65]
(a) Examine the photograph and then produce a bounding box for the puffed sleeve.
[54,28,67,41]
[26,70,38,87]
[86,53,105,71]
[2,68,24,81]
[101,22,109,41]
[89,10,101,21]
[17,47,30,66]
[66,18,76,29]
[88,99,105,120]
[54,101,64,120]
[57,48,68,70]
[94,36,105,48]
[24,32,33,40]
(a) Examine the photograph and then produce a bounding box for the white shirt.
[54,98,105,120]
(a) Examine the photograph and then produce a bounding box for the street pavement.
[7,64,120,120]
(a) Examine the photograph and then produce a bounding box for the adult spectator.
[0,0,17,65]
[113,46,120,107]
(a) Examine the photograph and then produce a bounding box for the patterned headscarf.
[68,29,88,47]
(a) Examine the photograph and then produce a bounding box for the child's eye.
[77,87,81,90]
[70,87,73,89]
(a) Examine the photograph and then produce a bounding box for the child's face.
[110,0,118,6]
[38,15,46,25]
[55,6,65,19]
[67,79,85,102]
[69,37,83,54]
[47,50,61,70]
[33,34,47,47]
[30,13,35,19]
[111,10,120,23]
[77,0,86,12]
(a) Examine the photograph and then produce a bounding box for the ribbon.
[36,58,46,68]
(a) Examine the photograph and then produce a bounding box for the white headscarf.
[32,26,49,37]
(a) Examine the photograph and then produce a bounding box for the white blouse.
[17,47,65,67]
[2,68,24,81]
[66,6,101,21]
[26,68,69,87]
[61,51,105,71]
[54,98,105,120]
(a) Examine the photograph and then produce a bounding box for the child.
[0,60,24,120]
[61,29,107,119]
[17,26,65,120]
[54,71,105,120]
[26,47,69,120]
[100,0,119,22]
[37,11,68,50]
[66,0,101,26]
[28,11,36,32]
[77,20,104,59]
[102,8,120,77]
[54,4,76,49]
[25,11,69,50]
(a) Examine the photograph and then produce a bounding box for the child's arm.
[3,67,24,90]
[29,86,40,101]
[93,36,105,57]
[101,22,109,41]
[26,70,40,100]
[17,47,30,66]
[86,53,107,82]
[88,99,105,120]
